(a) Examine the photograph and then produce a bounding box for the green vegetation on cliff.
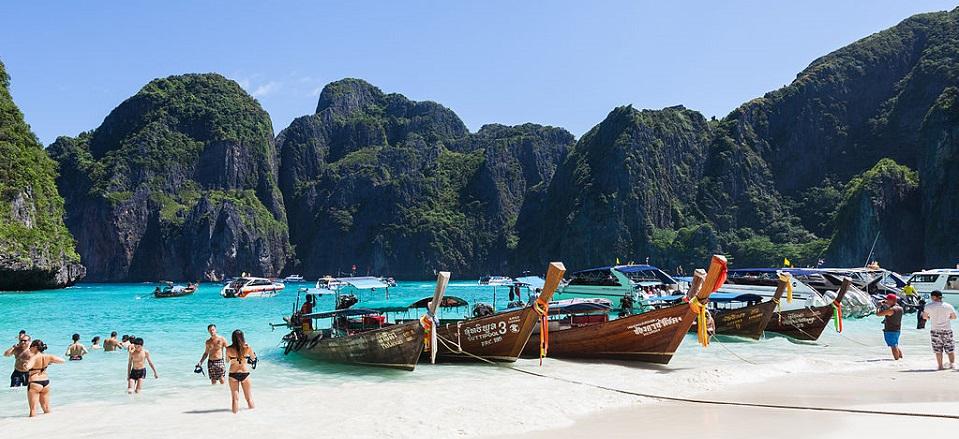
[49,74,289,281]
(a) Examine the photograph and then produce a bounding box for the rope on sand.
[435,334,959,421]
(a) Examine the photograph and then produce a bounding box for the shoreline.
[503,358,959,438]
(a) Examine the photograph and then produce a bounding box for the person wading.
[877,293,904,360]
[4,332,33,387]
[197,324,228,385]
[922,290,957,370]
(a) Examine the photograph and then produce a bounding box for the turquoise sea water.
[0,281,943,420]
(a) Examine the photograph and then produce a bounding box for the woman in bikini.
[225,329,256,414]
[25,340,65,417]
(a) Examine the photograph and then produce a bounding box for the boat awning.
[548,298,612,314]
[647,294,686,303]
[337,276,389,290]
[300,287,337,295]
[363,295,468,312]
[514,276,545,289]
[729,268,823,277]
[708,292,764,303]
[302,308,378,319]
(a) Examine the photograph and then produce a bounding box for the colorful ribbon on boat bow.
[534,297,549,365]
[420,311,439,363]
[832,300,843,333]
[778,272,793,304]
[689,297,709,348]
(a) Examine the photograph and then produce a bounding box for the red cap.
[886,294,898,302]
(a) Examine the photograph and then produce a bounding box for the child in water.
[126,338,158,393]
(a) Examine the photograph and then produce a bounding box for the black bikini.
[228,372,250,382]
[28,362,49,388]
[228,350,252,381]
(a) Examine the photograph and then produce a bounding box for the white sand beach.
[4,330,958,438]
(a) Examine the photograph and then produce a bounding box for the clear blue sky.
[2,1,957,145]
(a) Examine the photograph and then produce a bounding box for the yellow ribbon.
[689,297,709,348]
[778,273,793,303]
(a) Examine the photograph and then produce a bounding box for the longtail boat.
[427,262,565,363]
[276,271,450,371]
[522,255,728,364]
[675,278,787,340]
[765,278,850,341]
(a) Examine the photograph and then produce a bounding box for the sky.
[2,1,957,146]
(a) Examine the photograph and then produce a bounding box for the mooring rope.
[433,334,959,421]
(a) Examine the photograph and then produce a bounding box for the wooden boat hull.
[288,322,425,371]
[691,300,778,340]
[430,307,537,363]
[521,303,695,364]
[764,305,834,341]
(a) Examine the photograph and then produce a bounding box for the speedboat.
[479,275,513,286]
[553,264,678,311]
[154,282,197,298]
[283,274,305,283]
[220,277,284,298]
[908,269,959,299]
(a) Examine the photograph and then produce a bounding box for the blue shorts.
[884,331,901,347]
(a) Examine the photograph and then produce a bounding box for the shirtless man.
[103,332,122,352]
[4,332,33,387]
[196,324,228,385]
[126,338,158,394]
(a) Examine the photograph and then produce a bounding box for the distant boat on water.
[283,274,305,283]
[220,277,284,298]
[479,275,513,286]
[153,282,197,298]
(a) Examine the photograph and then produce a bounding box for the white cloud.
[251,81,281,98]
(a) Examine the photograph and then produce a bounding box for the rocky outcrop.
[0,60,84,290]
[277,79,572,278]
[49,74,289,281]
[919,87,959,266]
[516,105,713,270]
[823,159,923,269]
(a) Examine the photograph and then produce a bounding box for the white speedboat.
[479,275,513,286]
[908,269,959,299]
[220,277,284,298]
[283,274,305,283]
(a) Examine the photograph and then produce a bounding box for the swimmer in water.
[65,333,88,361]
[103,332,121,352]
[91,336,102,350]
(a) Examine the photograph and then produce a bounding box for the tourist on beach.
[226,329,256,413]
[877,293,904,360]
[196,324,228,385]
[25,340,65,417]
[922,290,957,370]
[91,336,102,350]
[104,332,121,352]
[126,338,158,394]
[4,332,33,387]
[65,333,88,360]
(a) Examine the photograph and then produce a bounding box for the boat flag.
[783,257,791,267]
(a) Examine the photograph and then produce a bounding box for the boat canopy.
[362,295,468,312]
[302,308,379,319]
[548,298,612,314]
[514,276,546,289]
[301,287,338,296]
[337,276,390,290]
[709,292,764,303]
[729,268,824,277]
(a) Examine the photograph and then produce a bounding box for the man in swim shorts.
[127,338,158,393]
[877,294,904,360]
[197,324,228,385]
[4,332,33,387]
[922,290,957,369]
